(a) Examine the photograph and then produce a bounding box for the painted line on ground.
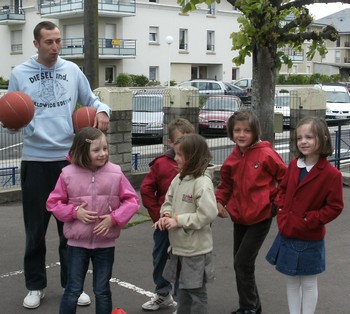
[0,262,155,298]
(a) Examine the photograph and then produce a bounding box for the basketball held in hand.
[0,91,35,129]
[72,106,97,133]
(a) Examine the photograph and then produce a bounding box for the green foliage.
[180,0,337,70]
[116,73,151,87]
[276,74,342,85]
[0,76,9,88]
[147,80,161,86]
[116,73,133,87]
[279,89,289,93]
[130,74,149,87]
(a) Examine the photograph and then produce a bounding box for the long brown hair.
[174,134,212,179]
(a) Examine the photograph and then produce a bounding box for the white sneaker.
[23,290,45,309]
[142,293,177,311]
[77,291,91,306]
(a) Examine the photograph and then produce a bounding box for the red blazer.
[140,150,178,222]
[216,141,286,225]
[276,157,343,241]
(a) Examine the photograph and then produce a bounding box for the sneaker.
[77,291,91,306]
[142,293,177,311]
[23,290,45,309]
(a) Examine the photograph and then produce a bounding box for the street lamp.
[165,35,174,87]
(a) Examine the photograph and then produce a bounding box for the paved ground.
[0,187,349,314]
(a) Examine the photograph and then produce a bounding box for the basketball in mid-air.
[72,106,97,133]
[0,91,35,129]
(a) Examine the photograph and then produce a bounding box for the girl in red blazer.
[266,117,343,314]
[216,110,287,314]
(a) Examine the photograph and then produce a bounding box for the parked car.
[274,93,290,127]
[224,82,251,103]
[178,79,227,96]
[132,94,163,143]
[232,78,253,92]
[314,84,350,119]
[199,95,243,136]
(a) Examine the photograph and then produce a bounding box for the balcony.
[39,0,136,19]
[0,5,25,25]
[60,38,136,58]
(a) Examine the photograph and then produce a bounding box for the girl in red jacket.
[266,117,343,314]
[215,110,287,314]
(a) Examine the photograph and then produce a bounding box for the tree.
[84,0,99,90]
[180,0,350,143]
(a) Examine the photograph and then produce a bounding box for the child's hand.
[164,217,177,230]
[153,217,168,231]
[217,202,228,218]
[76,202,98,224]
[93,215,113,236]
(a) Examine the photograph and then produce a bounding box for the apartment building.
[279,9,350,79]
[0,0,252,87]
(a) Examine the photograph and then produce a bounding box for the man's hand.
[94,112,110,132]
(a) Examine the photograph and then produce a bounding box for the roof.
[314,8,350,33]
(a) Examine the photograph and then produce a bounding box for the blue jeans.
[152,229,173,295]
[60,246,114,314]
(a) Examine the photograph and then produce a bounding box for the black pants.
[21,160,68,290]
[233,218,272,310]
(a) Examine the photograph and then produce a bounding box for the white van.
[315,84,350,119]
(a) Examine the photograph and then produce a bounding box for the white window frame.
[149,66,159,81]
[179,29,188,50]
[207,30,215,51]
[149,26,159,43]
[105,66,116,83]
[11,30,22,53]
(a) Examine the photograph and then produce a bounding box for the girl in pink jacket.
[47,127,139,314]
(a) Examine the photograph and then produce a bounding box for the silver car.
[132,94,164,143]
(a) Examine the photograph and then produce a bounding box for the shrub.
[116,73,132,87]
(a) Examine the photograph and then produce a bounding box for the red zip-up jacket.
[275,157,343,241]
[140,149,178,222]
[215,141,286,225]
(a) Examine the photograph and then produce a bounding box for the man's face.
[33,27,62,67]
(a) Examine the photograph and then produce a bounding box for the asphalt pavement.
[0,187,349,314]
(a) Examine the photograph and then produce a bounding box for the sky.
[307,2,350,19]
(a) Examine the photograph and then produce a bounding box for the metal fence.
[2,91,350,191]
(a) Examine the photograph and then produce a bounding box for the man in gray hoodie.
[6,21,111,309]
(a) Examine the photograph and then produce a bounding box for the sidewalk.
[0,187,349,313]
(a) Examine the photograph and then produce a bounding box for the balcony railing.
[0,5,25,24]
[60,38,136,57]
[39,0,136,17]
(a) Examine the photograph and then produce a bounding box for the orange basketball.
[0,91,35,129]
[72,106,97,133]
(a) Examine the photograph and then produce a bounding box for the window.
[149,66,158,81]
[149,0,157,2]
[105,66,116,83]
[149,26,159,43]
[208,3,215,15]
[335,51,341,63]
[207,31,215,51]
[179,29,188,50]
[11,30,22,53]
